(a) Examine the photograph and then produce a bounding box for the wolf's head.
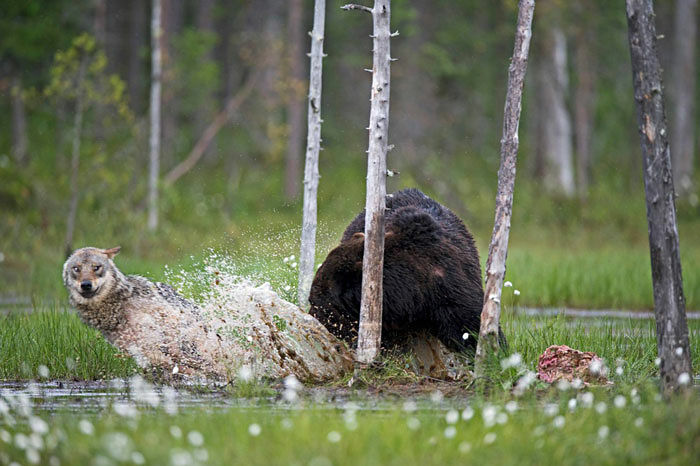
[63,247,122,305]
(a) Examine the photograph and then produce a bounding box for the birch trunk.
[148,0,162,232]
[474,0,535,377]
[342,1,392,364]
[625,0,693,394]
[670,0,697,197]
[10,75,28,167]
[64,59,88,258]
[298,0,327,309]
[573,25,596,196]
[541,26,574,197]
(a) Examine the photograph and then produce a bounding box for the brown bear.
[309,188,500,353]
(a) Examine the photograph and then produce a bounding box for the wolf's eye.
[93,265,101,272]
[72,266,80,273]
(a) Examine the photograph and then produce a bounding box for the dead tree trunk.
[10,75,28,167]
[670,0,697,197]
[625,0,693,394]
[64,59,88,258]
[342,1,392,364]
[285,0,305,201]
[148,0,162,232]
[297,0,327,309]
[474,0,535,378]
[573,22,596,196]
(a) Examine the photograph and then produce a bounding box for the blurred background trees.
[0,0,698,275]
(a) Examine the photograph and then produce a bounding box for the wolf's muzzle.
[81,281,93,292]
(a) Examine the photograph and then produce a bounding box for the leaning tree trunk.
[148,0,162,232]
[297,0,327,309]
[474,0,535,378]
[64,59,88,258]
[625,0,693,394]
[670,0,697,197]
[342,1,392,364]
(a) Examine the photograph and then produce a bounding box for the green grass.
[0,308,138,380]
[1,307,697,383]
[1,385,698,465]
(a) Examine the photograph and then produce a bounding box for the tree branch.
[164,68,260,185]
[341,3,373,13]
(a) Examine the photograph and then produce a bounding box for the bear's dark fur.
[309,188,491,352]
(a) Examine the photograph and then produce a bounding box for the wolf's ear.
[102,246,121,259]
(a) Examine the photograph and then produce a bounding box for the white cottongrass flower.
[568,398,577,411]
[26,448,41,464]
[533,425,546,437]
[445,409,459,424]
[462,333,469,341]
[113,402,139,419]
[444,426,457,439]
[556,379,571,391]
[406,417,421,430]
[655,357,661,366]
[402,400,417,413]
[571,378,584,390]
[504,401,518,413]
[483,432,497,444]
[458,441,471,453]
[595,402,607,414]
[615,366,624,376]
[543,403,558,417]
[513,290,521,296]
[169,426,182,439]
[501,353,522,370]
[678,372,691,386]
[238,365,253,382]
[170,449,193,466]
[613,395,627,409]
[37,366,49,379]
[291,262,298,269]
[598,425,610,439]
[78,419,94,435]
[327,431,341,443]
[248,423,261,436]
[28,416,48,435]
[461,406,474,421]
[513,371,537,397]
[552,416,565,428]
[580,392,594,408]
[187,431,204,447]
[634,417,644,428]
[496,412,508,425]
[503,281,513,287]
[281,418,293,430]
[131,452,145,464]
[482,404,498,428]
[1,429,11,443]
[283,285,291,292]
[430,390,444,404]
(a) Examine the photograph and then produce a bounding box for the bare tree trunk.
[573,24,596,196]
[298,0,327,309]
[625,0,693,394]
[670,0,697,197]
[64,59,88,258]
[474,0,535,378]
[93,0,106,46]
[161,0,183,168]
[285,0,305,200]
[148,0,162,232]
[342,1,392,365]
[541,26,575,196]
[10,75,28,167]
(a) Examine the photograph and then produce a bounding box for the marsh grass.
[0,307,138,380]
[1,306,697,384]
[1,384,698,465]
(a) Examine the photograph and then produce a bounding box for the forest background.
[1,0,699,311]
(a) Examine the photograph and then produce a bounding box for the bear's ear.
[102,246,121,259]
[385,230,395,239]
[352,232,365,241]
